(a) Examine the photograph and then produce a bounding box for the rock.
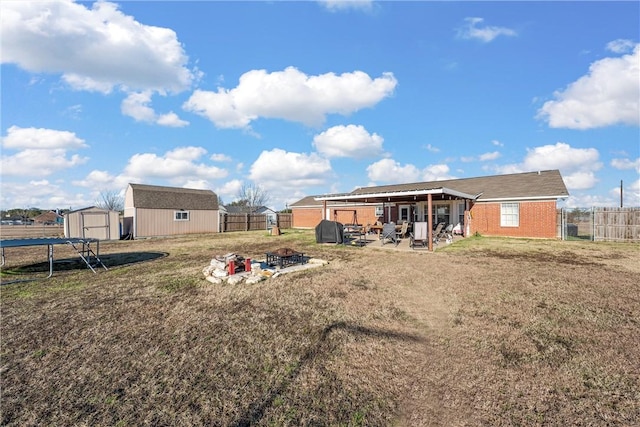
[227,275,245,285]
[246,275,265,285]
[213,268,229,278]
[206,276,223,284]
[209,259,226,270]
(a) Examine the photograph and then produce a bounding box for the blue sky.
[1,0,639,211]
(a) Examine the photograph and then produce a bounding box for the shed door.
[81,212,109,240]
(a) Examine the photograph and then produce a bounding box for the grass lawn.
[1,230,639,426]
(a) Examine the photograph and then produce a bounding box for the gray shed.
[64,206,121,240]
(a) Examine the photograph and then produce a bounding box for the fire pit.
[265,248,306,268]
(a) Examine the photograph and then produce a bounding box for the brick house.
[290,170,569,243]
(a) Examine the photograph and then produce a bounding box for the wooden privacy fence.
[593,207,640,242]
[0,224,64,239]
[221,213,292,232]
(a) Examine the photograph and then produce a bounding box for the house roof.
[289,195,323,207]
[33,211,63,223]
[129,184,218,210]
[351,169,569,202]
[292,170,569,206]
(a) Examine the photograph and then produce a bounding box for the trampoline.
[0,237,107,282]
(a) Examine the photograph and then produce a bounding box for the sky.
[1,0,639,211]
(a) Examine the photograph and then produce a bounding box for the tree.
[96,190,124,212]
[237,183,271,211]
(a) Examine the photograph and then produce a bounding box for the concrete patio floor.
[341,232,464,252]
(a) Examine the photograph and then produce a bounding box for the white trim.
[476,196,565,202]
[174,210,190,221]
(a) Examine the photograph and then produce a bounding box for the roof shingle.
[129,184,219,210]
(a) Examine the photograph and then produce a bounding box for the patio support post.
[427,193,433,251]
[322,200,327,220]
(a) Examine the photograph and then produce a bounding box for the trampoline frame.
[0,237,107,282]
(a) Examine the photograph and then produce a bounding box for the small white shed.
[64,206,120,240]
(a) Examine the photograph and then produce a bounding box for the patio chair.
[432,222,445,245]
[396,221,409,240]
[381,222,398,246]
[442,224,454,243]
[410,221,428,249]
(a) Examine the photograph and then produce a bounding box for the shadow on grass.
[232,321,425,426]
[1,252,168,283]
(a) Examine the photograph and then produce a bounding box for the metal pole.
[620,180,623,208]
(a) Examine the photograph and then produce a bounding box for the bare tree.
[96,190,124,212]
[237,183,271,211]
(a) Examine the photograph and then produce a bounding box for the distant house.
[123,184,219,238]
[64,206,120,240]
[291,170,569,241]
[33,210,63,225]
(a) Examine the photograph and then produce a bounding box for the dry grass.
[1,231,639,426]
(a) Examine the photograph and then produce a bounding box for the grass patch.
[1,231,638,426]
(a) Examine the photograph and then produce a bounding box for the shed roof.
[129,184,219,210]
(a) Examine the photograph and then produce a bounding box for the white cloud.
[366,159,453,184]
[1,0,195,94]
[121,91,189,127]
[495,142,602,191]
[421,164,453,181]
[248,148,332,188]
[537,44,640,129]
[457,17,517,43]
[318,0,374,12]
[121,147,227,183]
[183,67,397,129]
[1,126,89,177]
[491,139,504,147]
[611,157,640,172]
[156,112,189,127]
[2,125,87,149]
[215,179,243,202]
[72,170,117,188]
[425,144,440,153]
[313,124,383,158]
[606,39,635,54]
[478,151,501,161]
[459,151,501,162]
[182,180,210,190]
[210,153,232,162]
[0,179,91,210]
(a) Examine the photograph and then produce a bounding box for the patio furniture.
[381,222,399,246]
[432,222,445,245]
[343,224,366,246]
[410,222,429,249]
[396,221,409,239]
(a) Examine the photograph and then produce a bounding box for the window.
[399,205,410,222]
[174,211,190,221]
[500,203,519,227]
[433,204,450,226]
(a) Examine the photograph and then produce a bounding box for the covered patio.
[315,186,477,251]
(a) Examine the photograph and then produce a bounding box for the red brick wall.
[293,206,379,228]
[469,200,558,238]
[292,208,323,228]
